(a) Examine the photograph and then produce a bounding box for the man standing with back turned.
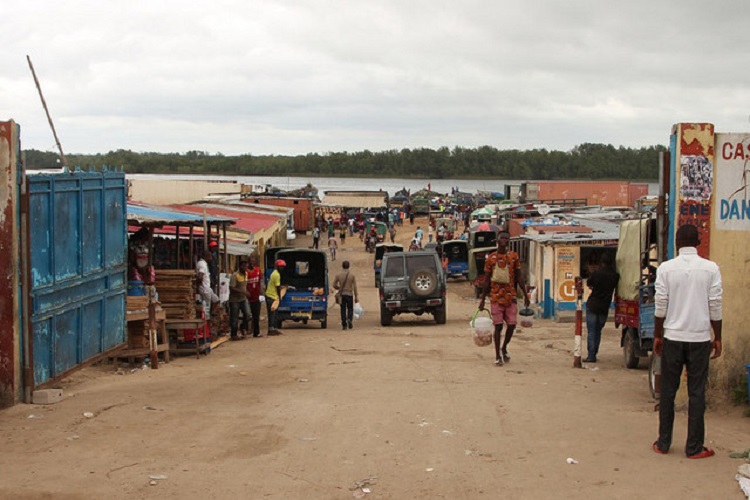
[584,253,619,363]
[652,224,722,459]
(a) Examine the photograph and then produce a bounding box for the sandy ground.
[1,221,748,500]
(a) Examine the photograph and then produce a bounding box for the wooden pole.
[26,55,68,168]
[573,277,583,368]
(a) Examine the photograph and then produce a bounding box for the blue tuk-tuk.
[442,240,469,279]
[264,248,329,329]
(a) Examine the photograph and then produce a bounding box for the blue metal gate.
[28,171,126,386]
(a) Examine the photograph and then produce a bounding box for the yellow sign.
[559,280,576,301]
[555,246,580,302]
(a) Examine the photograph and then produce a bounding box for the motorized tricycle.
[442,239,469,279]
[614,216,661,398]
[264,248,329,329]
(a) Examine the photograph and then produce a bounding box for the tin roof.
[520,216,621,244]
[170,204,282,234]
[127,202,236,226]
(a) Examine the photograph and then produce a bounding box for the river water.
[128,174,659,196]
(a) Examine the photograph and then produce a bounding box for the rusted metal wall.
[245,196,313,232]
[532,181,639,207]
[28,171,127,387]
[0,120,20,407]
[628,184,649,206]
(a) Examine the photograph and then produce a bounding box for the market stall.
[120,203,236,359]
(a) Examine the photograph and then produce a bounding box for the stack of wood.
[126,296,150,313]
[155,270,197,319]
[127,321,150,349]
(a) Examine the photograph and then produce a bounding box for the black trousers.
[340,294,354,327]
[265,299,279,332]
[249,301,261,336]
[657,338,711,456]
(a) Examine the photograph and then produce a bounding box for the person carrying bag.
[333,261,359,331]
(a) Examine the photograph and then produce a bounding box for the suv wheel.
[380,305,393,326]
[434,304,446,324]
[409,268,438,297]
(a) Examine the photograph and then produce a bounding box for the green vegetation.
[24,143,665,180]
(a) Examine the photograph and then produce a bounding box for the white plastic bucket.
[519,307,534,328]
[470,309,494,347]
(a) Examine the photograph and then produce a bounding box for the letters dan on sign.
[714,133,750,231]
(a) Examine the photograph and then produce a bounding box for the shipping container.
[522,181,646,207]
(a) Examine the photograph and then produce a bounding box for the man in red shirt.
[245,255,264,337]
[478,230,529,365]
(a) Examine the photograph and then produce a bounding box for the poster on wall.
[676,123,714,258]
[555,246,578,303]
[680,155,713,201]
[714,133,750,231]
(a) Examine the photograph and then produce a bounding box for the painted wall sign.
[714,133,750,231]
[555,246,579,303]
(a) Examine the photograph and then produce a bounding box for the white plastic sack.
[353,302,364,320]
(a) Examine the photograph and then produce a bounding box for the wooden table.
[165,319,210,359]
[114,308,170,364]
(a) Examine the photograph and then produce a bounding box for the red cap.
[208,240,218,248]
[275,259,287,267]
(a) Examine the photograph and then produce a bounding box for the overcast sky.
[1,1,748,156]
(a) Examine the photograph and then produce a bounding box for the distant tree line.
[23,143,665,180]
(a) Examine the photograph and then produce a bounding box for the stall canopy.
[127,202,236,227]
[127,202,237,272]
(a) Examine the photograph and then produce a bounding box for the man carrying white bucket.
[478,230,529,365]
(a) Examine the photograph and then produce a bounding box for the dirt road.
[1,223,747,499]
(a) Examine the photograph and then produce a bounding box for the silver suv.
[379,251,447,325]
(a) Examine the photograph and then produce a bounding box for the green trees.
[23,143,665,180]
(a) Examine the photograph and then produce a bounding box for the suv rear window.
[384,256,404,277]
[406,255,436,274]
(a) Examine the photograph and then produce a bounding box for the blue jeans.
[585,310,609,358]
[229,300,251,337]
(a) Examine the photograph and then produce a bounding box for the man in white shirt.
[652,224,722,459]
[196,250,221,316]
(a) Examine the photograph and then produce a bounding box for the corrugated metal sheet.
[520,217,621,243]
[127,202,236,226]
[240,197,312,231]
[170,203,278,235]
[29,171,127,386]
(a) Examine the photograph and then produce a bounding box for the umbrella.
[475,222,501,233]
[470,207,494,217]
